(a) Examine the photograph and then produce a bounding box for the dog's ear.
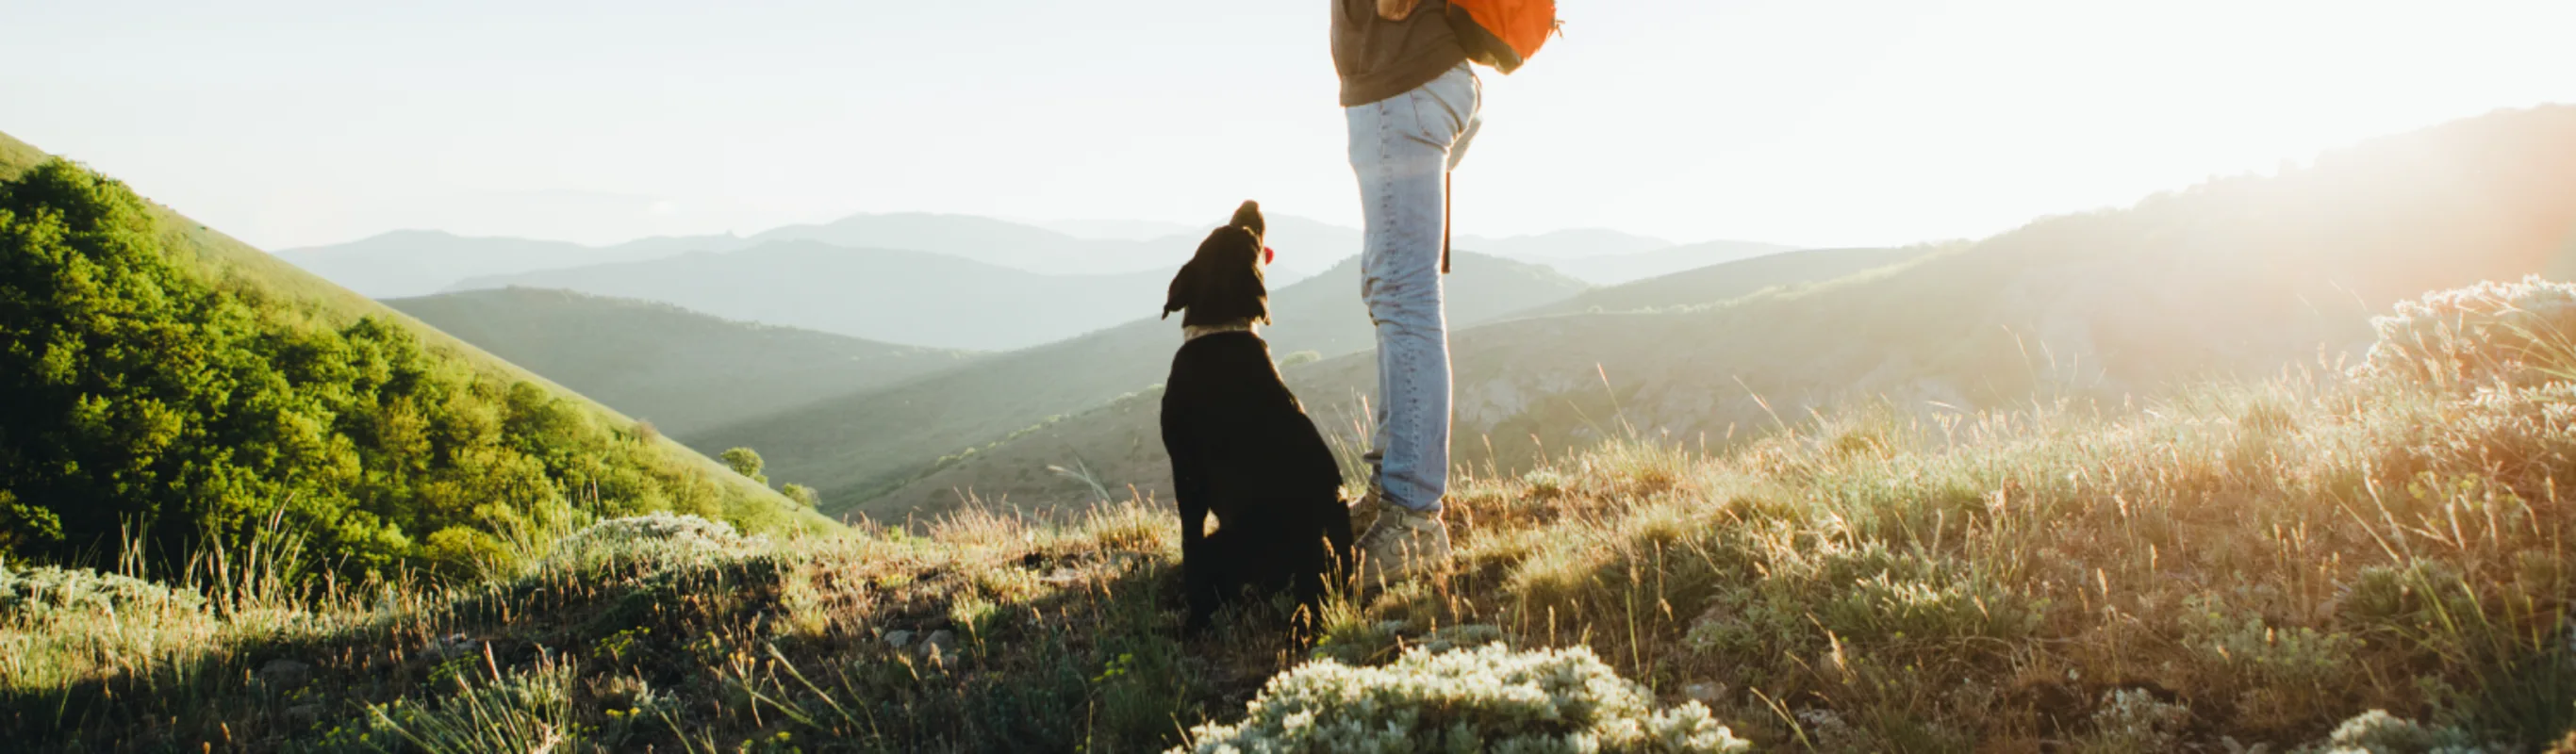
[1162,260,1197,320]
[1230,200,1265,241]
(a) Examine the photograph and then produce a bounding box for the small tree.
[780,484,820,509]
[720,447,768,486]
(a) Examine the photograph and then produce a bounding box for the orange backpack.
[1445,0,1560,74]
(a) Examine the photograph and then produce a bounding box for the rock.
[883,630,916,650]
[257,659,312,688]
[918,630,958,664]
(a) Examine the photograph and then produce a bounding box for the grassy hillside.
[0,131,833,577]
[385,287,977,435]
[1531,238,1804,286]
[1524,245,1943,318]
[691,252,1587,518]
[447,241,1172,351]
[8,281,2572,750]
[893,106,2576,516]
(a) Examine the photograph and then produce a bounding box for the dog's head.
[1162,200,1273,326]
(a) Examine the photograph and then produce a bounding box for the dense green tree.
[720,447,768,486]
[0,159,820,577]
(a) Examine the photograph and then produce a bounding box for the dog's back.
[1161,332,1343,516]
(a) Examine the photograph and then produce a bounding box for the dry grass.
[8,288,2576,752]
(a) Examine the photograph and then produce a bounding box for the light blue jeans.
[1348,62,1481,515]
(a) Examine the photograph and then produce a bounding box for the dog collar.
[1183,320,1260,342]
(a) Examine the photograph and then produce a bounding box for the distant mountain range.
[681,251,1590,515]
[1029,219,1197,241]
[272,230,746,299]
[386,287,977,434]
[275,205,1792,352]
[277,210,1789,300]
[442,241,1172,351]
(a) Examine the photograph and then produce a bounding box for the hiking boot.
[1352,497,1450,585]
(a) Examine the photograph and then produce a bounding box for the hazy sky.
[3,0,2571,251]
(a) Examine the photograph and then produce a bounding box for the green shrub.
[1177,644,1748,753]
[2336,561,2485,634]
[425,527,512,577]
[2183,596,2363,690]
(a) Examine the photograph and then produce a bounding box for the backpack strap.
[1441,170,1453,274]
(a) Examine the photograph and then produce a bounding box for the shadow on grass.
[3,531,1322,754]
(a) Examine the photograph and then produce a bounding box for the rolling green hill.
[881,106,2576,516]
[687,252,1589,516]
[0,131,833,576]
[385,287,977,435]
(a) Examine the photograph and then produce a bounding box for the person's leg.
[1359,67,1482,507]
[1348,63,1480,580]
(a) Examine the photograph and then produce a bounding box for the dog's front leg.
[1165,415,1219,631]
[1178,489,1215,631]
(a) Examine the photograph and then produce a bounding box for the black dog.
[1159,200,1353,632]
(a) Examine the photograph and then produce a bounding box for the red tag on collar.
[1263,246,1276,266]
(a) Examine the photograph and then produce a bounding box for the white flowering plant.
[0,560,206,622]
[540,513,755,574]
[2077,688,2192,753]
[2293,709,2502,754]
[2361,275,2576,391]
[1175,643,1748,753]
